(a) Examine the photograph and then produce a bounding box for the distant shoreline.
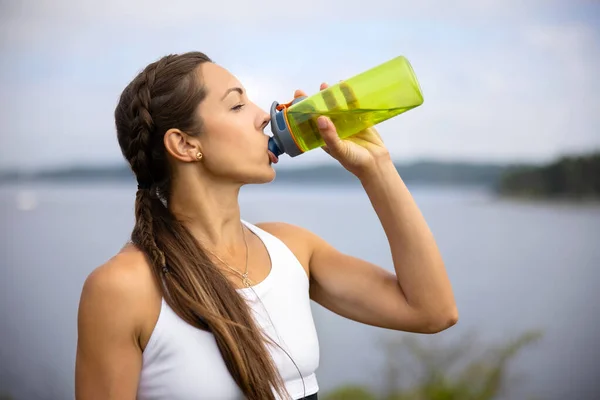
[496,151,600,201]
[2,152,598,201]
[0,160,510,187]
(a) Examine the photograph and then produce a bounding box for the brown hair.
[114,52,287,399]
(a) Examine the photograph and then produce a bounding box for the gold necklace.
[207,223,252,288]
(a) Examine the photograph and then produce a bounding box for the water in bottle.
[268,56,424,159]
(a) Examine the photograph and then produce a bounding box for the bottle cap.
[268,96,306,158]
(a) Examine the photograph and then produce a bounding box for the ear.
[164,128,201,162]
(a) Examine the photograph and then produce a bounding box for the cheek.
[220,120,263,154]
[202,115,264,168]
[202,136,250,172]
[203,120,243,151]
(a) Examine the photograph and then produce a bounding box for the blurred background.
[1,1,599,399]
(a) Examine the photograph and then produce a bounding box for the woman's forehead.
[199,63,243,100]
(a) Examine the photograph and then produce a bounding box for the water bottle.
[268,56,424,159]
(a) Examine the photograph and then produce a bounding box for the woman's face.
[194,62,277,185]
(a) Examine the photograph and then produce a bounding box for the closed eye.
[231,104,245,111]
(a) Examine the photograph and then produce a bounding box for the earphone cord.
[247,284,306,400]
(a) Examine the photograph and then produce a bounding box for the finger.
[320,82,339,111]
[294,89,307,98]
[317,116,344,152]
[339,81,359,110]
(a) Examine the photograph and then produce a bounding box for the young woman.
[75,51,458,400]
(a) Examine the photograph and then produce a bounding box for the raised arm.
[307,160,457,333]
[266,85,458,334]
[309,107,457,333]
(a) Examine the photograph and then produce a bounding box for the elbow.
[421,306,459,334]
[437,308,459,333]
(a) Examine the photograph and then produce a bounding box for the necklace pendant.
[241,273,252,288]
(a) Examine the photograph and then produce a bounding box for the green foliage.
[323,330,543,400]
[498,151,600,199]
[324,386,379,400]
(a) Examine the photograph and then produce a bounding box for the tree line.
[497,151,600,199]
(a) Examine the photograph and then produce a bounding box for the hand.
[293,83,392,179]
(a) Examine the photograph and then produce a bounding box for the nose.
[259,110,270,131]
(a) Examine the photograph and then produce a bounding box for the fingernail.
[317,117,327,129]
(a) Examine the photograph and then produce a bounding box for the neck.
[169,173,246,256]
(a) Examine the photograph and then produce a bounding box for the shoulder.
[75,246,160,397]
[254,221,313,240]
[80,246,157,310]
[253,221,333,269]
[78,245,161,347]
[254,221,322,250]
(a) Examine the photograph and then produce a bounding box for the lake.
[1,181,599,400]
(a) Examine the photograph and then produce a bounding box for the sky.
[0,0,599,170]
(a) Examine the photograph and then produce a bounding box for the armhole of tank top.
[143,274,170,355]
[142,269,168,355]
[142,297,166,356]
[242,220,310,283]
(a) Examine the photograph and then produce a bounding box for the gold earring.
[196,151,203,161]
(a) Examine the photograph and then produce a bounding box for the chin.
[241,165,276,185]
[257,167,277,184]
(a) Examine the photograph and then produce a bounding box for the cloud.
[1,0,587,51]
[389,20,600,161]
[1,0,571,22]
[0,0,598,169]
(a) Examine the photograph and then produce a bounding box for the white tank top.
[136,220,320,399]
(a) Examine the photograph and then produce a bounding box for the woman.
[75,51,458,400]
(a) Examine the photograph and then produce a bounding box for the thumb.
[317,116,343,152]
[294,89,307,99]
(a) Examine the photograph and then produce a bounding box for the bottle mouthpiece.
[269,96,307,158]
[268,137,283,157]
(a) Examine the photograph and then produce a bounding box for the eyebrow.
[221,87,244,101]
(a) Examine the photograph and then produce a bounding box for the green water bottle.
[268,55,424,160]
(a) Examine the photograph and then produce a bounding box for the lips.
[268,150,279,164]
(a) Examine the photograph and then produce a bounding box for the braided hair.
[114,52,288,399]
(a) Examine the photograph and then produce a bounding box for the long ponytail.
[115,52,288,400]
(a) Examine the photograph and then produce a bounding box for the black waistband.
[302,393,318,400]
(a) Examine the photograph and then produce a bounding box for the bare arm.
[260,183,457,335]
[75,256,148,399]
[308,159,457,333]
[262,94,458,333]
[360,161,456,321]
